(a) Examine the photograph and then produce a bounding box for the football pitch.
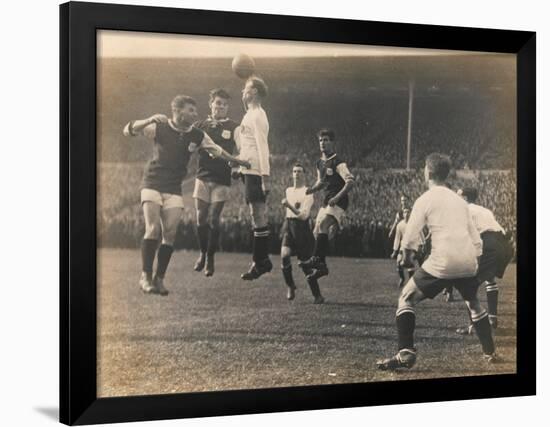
[97,249,516,397]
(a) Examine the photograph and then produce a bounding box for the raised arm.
[200,133,250,169]
[123,114,168,138]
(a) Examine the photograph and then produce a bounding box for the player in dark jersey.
[299,129,355,282]
[192,89,239,277]
[123,95,249,295]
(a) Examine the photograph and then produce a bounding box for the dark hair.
[171,95,196,109]
[460,187,478,203]
[209,88,231,103]
[425,152,452,181]
[247,76,268,98]
[293,163,305,172]
[317,128,336,141]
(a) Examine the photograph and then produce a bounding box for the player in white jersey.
[234,76,273,280]
[390,208,415,288]
[456,187,514,334]
[377,153,497,371]
[280,164,324,303]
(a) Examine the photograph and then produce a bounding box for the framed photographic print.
[60,1,536,425]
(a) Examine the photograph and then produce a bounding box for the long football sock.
[307,277,322,298]
[396,308,416,350]
[471,311,495,355]
[485,282,499,321]
[281,257,295,288]
[196,224,210,255]
[313,233,329,263]
[397,267,405,281]
[207,225,220,256]
[141,238,158,279]
[155,244,174,279]
[253,226,270,262]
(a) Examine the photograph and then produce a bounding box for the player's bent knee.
[281,246,292,259]
[398,279,424,308]
[144,223,161,239]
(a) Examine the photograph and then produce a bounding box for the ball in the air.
[232,54,256,79]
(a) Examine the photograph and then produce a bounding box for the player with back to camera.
[377,153,497,371]
[299,129,355,282]
[235,76,274,280]
[192,89,239,277]
[123,95,249,295]
[455,186,514,335]
[280,164,325,304]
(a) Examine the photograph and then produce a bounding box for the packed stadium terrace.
[98,160,516,258]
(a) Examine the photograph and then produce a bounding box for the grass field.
[97,249,516,397]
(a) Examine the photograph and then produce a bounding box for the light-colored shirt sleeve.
[199,132,223,158]
[402,199,425,251]
[297,194,314,221]
[467,210,483,257]
[254,113,270,176]
[336,163,355,182]
[123,122,156,139]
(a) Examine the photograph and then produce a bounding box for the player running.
[123,95,249,295]
[299,129,355,281]
[235,76,274,280]
[280,164,325,304]
[390,208,415,288]
[192,89,239,277]
[455,186,514,334]
[377,153,497,371]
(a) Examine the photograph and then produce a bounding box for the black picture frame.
[60,1,536,425]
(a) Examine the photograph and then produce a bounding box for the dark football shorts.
[281,218,314,261]
[412,267,480,301]
[242,174,266,204]
[478,231,514,282]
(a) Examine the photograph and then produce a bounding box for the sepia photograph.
[96,29,517,398]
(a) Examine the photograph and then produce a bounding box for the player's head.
[400,194,409,208]
[242,76,268,104]
[171,95,198,125]
[292,163,306,186]
[424,152,451,184]
[457,187,478,203]
[208,88,230,120]
[317,128,336,155]
[403,208,411,222]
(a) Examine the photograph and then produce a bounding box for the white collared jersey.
[235,106,270,176]
[393,220,424,251]
[393,220,408,251]
[285,187,314,220]
[468,203,505,235]
[402,185,482,279]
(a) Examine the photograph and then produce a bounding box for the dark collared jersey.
[142,122,205,194]
[195,117,238,186]
[316,154,353,210]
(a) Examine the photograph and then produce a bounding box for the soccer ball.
[232,54,256,79]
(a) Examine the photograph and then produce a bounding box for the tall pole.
[406,79,414,171]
